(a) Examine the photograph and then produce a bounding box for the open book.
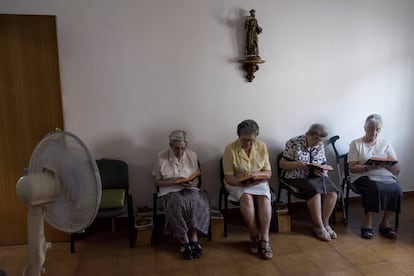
[306,163,334,171]
[174,171,201,184]
[239,172,269,185]
[365,157,398,166]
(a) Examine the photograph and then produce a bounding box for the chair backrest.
[219,157,224,185]
[276,152,286,179]
[343,154,350,178]
[96,159,129,191]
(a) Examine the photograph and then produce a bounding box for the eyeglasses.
[239,136,256,144]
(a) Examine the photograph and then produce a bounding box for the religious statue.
[245,9,262,58]
[239,9,265,82]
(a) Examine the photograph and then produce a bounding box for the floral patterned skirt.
[161,189,210,240]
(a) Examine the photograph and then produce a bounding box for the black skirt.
[353,176,402,213]
[283,176,339,201]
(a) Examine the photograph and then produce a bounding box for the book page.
[174,171,200,184]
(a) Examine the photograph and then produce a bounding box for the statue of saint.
[244,9,262,57]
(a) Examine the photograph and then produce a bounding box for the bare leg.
[322,192,337,226]
[255,195,271,241]
[381,211,394,228]
[239,194,259,237]
[307,193,324,229]
[180,234,190,244]
[188,228,198,242]
[363,212,374,228]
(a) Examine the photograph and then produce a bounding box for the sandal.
[180,243,193,260]
[249,236,260,255]
[260,240,273,260]
[379,226,397,239]
[360,227,374,239]
[189,241,203,259]
[313,227,331,241]
[324,225,337,239]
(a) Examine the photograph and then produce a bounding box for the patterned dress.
[281,135,338,200]
[152,149,210,240]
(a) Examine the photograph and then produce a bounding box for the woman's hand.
[181,179,198,187]
[279,157,308,171]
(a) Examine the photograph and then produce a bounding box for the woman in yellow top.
[222,119,273,260]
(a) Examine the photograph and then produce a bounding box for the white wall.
[2,0,414,208]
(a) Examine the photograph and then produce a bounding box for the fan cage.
[28,130,102,233]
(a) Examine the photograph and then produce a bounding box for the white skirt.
[225,180,271,202]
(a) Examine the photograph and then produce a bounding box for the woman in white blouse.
[152,130,210,259]
[348,114,402,239]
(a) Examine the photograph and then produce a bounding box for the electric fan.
[16,129,102,276]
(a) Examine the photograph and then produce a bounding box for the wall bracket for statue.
[239,9,265,82]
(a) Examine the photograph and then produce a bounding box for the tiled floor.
[1,194,414,276]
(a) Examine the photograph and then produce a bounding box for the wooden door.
[0,14,67,244]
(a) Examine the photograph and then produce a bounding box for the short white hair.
[364,114,383,130]
[168,130,188,146]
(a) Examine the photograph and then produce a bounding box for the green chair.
[70,159,135,252]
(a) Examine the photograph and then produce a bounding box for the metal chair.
[328,135,348,224]
[218,158,277,237]
[70,159,135,252]
[342,154,399,230]
[276,152,307,211]
[151,160,211,246]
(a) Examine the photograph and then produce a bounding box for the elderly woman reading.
[152,130,210,260]
[348,114,402,239]
[279,124,338,241]
[222,119,273,260]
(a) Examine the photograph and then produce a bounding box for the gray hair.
[364,114,383,130]
[306,123,328,138]
[237,119,259,136]
[168,130,188,146]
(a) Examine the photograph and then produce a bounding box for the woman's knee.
[240,194,255,207]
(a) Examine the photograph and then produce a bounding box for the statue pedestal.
[239,56,265,82]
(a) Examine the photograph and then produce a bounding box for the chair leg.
[277,183,282,203]
[70,233,75,253]
[152,193,158,246]
[208,218,212,241]
[224,198,228,237]
[127,195,135,248]
[344,181,350,226]
[270,200,278,233]
[287,191,292,214]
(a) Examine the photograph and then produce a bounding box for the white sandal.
[324,225,337,239]
[313,227,331,241]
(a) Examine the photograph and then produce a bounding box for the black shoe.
[180,243,193,260]
[189,241,202,259]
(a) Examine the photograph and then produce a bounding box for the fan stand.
[26,206,49,276]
